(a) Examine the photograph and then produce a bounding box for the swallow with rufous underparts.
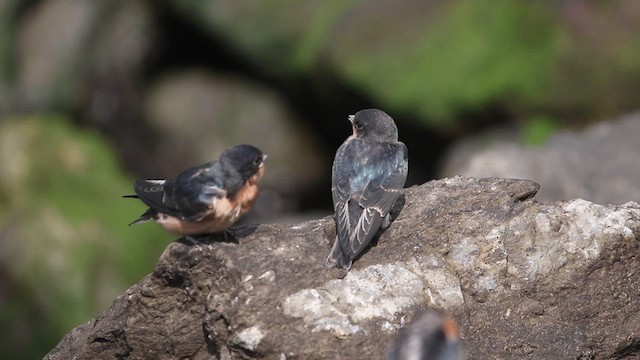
[124,144,266,242]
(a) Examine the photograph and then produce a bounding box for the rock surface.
[45,176,640,359]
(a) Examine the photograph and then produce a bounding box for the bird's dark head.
[219,144,267,182]
[349,108,399,142]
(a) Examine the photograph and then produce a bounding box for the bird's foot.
[220,229,238,243]
[180,234,208,245]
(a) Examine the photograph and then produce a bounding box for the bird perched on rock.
[125,144,266,242]
[387,310,464,360]
[325,108,408,278]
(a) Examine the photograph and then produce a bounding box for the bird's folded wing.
[349,206,384,255]
[133,179,183,218]
[332,173,352,247]
[359,144,408,215]
[171,164,228,221]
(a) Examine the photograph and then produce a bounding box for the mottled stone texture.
[46,177,640,359]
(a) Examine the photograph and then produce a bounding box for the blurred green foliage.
[521,115,560,146]
[171,1,561,127]
[338,1,559,126]
[0,115,168,359]
[170,1,640,131]
[171,0,328,74]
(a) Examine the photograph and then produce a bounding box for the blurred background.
[1,0,640,358]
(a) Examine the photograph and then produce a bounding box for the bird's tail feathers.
[128,209,155,226]
[324,236,342,268]
[128,217,151,226]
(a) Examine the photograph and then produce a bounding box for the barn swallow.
[387,310,463,360]
[324,108,408,278]
[125,144,266,241]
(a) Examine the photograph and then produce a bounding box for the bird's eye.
[354,121,364,131]
[253,156,263,166]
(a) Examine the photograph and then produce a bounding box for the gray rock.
[441,113,640,204]
[84,0,154,127]
[16,0,102,108]
[14,0,153,112]
[45,177,640,359]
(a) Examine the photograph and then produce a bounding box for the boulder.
[441,112,640,204]
[45,176,640,359]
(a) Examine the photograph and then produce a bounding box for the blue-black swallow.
[125,144,266,241]
[324,108,408,277]
[387,310,463,360]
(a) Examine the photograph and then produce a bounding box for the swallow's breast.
[155,190,257,236]
[156,208,240,235]
[233,182,260,215]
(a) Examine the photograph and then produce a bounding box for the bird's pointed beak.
[348,114,355,124]
[262,154,268,162]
